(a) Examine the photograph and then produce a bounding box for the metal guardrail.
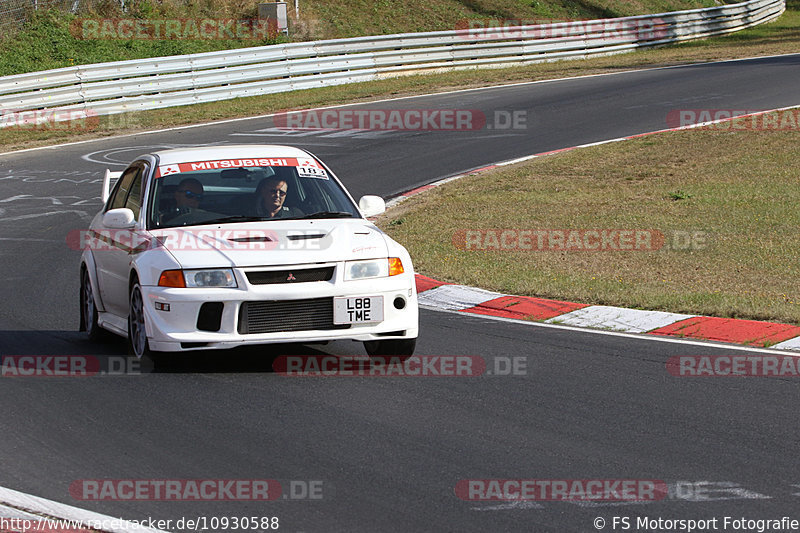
[0,0,785,126]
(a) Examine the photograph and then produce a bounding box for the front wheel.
[128,280,153,358]
[80,266,108,341]
[363,338,416,357]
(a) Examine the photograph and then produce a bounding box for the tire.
[363,338,416,357]
[80,266,109,341]
[128,279,153,358]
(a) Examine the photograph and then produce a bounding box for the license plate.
[333,296,384,324]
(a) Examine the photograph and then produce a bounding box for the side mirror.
[359,195,386,217]
[103,208,136,229]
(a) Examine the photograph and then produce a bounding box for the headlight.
[344,258,404,280]
[184,269,238,288]
[344,259,388,281]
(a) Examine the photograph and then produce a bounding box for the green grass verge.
[378,120,800,325]
[0,5,284,76]
[298,0,720,40]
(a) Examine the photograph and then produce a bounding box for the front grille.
[238,297,351,334]
[246,266,334,285]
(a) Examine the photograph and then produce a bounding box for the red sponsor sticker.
[155,157,323,178]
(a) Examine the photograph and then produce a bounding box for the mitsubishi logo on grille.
[287,273,297,281]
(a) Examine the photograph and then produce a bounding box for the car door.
[93,162,147,317]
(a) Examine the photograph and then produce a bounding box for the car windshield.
[147,160,360,229]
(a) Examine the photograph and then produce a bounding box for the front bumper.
[141,268,418,352]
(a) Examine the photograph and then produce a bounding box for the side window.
[124,169,145,220]
[104,176,125,211]
[108,166,139,211]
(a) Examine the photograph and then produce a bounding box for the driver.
[161,178,208,224]
[255,177,301,218]
[174,178,204,213]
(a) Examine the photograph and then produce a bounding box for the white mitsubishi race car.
[79,145,418,358]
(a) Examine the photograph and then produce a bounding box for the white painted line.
[471,500,545,511]
[771,336,800,350]
[0,504,43,521]
[419,303,800,356]
[418,284,504,311]
[0,210,92,223]
[2,52,798,158]
[0,485,169,533]
[544,305,695,333]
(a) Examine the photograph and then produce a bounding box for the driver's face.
[175,183,203,208]
[262,180,288,213]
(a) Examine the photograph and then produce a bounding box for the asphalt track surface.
[1,54,799,532]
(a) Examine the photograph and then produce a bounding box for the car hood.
[148,219,391,269]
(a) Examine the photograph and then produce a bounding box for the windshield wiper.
[198,212,356,224]
[199,215,270,224]
[300,211,356,219]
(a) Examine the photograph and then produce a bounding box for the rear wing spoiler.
[101,169,124,204]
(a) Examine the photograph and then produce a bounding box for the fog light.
[393,297,406,310]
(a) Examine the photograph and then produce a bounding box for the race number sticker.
[297,166,329,179]
[296,157,329,179]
